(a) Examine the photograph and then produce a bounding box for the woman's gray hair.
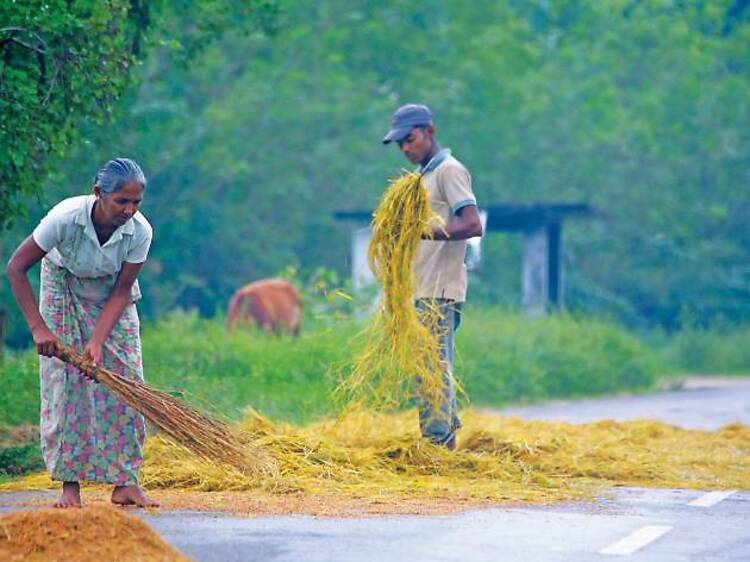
[94,158,147,194]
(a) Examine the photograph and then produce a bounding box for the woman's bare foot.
[111,484,159,508]
[54,481,82,508]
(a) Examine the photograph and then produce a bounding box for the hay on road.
[5,409,747,511]
[0,505,190,561]
[143,409,750,500]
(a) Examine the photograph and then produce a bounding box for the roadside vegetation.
[1,307,661,428]
[4,304,750,477]
[651,327,750,376]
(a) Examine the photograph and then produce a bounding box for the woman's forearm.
[88,261,144,354]
[8,267,59,356]
[7,237,59,355]
[90,289,132,347]
[7,259,48,335]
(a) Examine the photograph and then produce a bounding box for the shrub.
[654,327,750,375]
[457,307,661,404]
[0,308,663,427]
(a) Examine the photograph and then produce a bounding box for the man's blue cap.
[382,104,433,144]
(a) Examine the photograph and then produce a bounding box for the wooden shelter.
[334,203,597,315]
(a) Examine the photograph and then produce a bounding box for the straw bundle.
[337,171,449,411]
[55,344,275,475]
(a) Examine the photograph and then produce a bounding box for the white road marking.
[688,490,737,507]
[599,525,673,556]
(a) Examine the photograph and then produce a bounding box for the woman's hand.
[82,340,103,367]
[32,325,60,357]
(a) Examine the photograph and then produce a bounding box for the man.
[382,103,483,450]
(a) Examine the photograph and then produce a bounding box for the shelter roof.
[335,203,598,232]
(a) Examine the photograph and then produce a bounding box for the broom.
[54,343,276,475]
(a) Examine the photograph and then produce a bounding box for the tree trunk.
[0,307,6,360]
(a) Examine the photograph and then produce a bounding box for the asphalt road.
[144,487,749,562]
[497,376,750,430]
[2,487,747,561]
[3,377,749,561]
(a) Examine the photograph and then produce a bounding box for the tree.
[0,0,277,349]
[1,1,141,228]
[2,0,748,345]
[0,0,277,229]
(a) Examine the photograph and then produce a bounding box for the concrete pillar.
[465,209,488,271]
[522,223,565,314]
[352,226,374,290]
[522,226,549,315]
[547,222,563,309]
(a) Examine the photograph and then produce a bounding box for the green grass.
[141,310,352,423]
[0,307,665,427]
[650,326,750,376]
[457,308,661,405]
[0,443,44,476]
[0,352,40,427]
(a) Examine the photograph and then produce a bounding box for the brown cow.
[226,278,303,336]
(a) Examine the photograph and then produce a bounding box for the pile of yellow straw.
[0,506,190,561]
[6,410,748,505]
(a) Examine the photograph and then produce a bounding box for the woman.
[6,158,158,508]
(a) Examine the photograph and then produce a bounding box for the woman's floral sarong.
[38,258,146,485]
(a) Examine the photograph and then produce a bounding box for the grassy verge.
[0,352,41,478]
[457,308,660,404]
[141,311,351,423]
[1,308,662,428]
[649,326,750,376]
[0,424,43,477]
[0,352,39,427]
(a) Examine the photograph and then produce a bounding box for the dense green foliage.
[0,352,39,427]
[1,1,748,343]
[654,326,750,375]
[0,0,750,345]
[1,0,138,228]
[0,443,43,476]
[0,308,661,429]
[457,309,660,402]
[0,0,277,230]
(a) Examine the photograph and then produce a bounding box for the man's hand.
[422,225,450,240]
[424,205,483,241]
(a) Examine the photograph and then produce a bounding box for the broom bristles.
[54,344,276,476]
